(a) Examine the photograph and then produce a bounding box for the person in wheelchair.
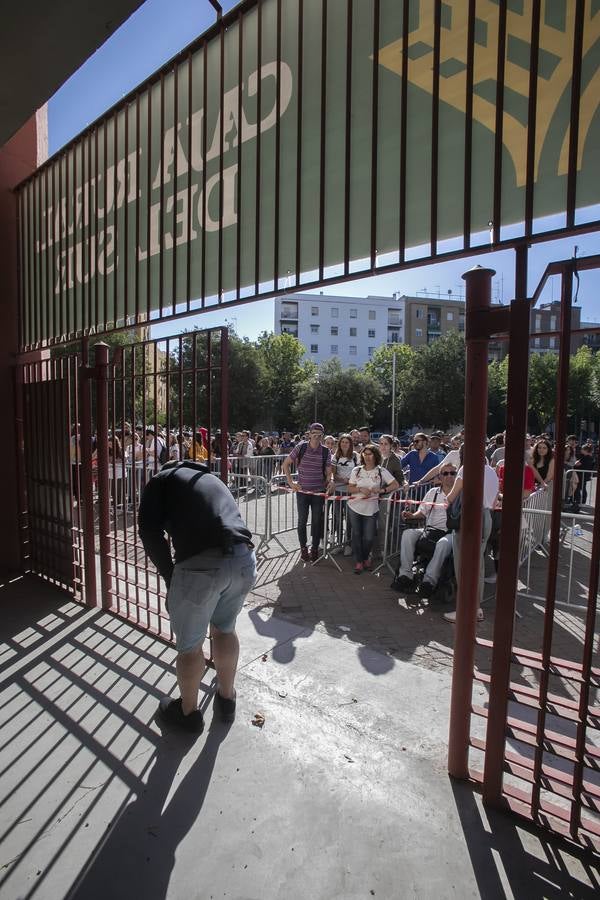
[393,466,457,598]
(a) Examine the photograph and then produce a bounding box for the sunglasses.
[440,471,456,477]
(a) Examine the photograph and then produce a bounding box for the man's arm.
[325,464,335,493]
[282,453,299,491]
[412,459,443,488]
[138,476,174,586]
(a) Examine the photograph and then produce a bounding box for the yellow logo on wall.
[379,0,600,186]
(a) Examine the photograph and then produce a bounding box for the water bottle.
[573,524,583,537]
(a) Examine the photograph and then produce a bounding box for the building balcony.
[280,311,298,320]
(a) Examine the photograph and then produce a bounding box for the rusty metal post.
[448,265,494,778]
[79,337,98,607]
[94,342,112,609]
[482,245,530,803]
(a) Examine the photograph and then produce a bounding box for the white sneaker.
[484,573,497,584]
[444,609,484,623]
[343,545,352,557]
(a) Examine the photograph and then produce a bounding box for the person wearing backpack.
[347,444,400,574]
[282,422,334,562]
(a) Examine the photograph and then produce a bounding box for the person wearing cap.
[282,423,334,562]
[429,432,446,463]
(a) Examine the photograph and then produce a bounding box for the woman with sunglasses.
[347,444,400,573]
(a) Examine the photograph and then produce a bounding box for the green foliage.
[487,359,508,434]
[403,332,466,429]
[255,332,314,429]
[291,357,382,434]
[364,343,416,429]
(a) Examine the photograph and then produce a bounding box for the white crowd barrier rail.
[226,473,269,552]
[563,468,597,509]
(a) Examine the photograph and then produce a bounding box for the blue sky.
[48,0,600,341]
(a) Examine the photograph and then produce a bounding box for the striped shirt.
[289,441,332,492]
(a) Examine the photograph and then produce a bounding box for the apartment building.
[402,295,465,347]
[274,292,405,367]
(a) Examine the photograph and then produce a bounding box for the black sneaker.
[419,580,434,599]
[158,697,204,734]
[213,690,236,723]
[396,575,416,593]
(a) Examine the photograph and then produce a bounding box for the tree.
[291,357,382,434]
[255,331,315,429]
[487,358,508,434]
[568,345,594,434]
[527,351,559,433]
[363,342,416,430]
[404,332,466,429]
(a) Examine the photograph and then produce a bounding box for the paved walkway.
[1,573,599,899]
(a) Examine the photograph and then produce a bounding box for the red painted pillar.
[0,114,46,575]
[448,265,495,778]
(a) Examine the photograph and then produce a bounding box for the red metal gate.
[450,253,600,851]
[16,326,229,643]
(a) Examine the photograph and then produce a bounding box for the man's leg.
[176,646,206,714]
[398,528,420,578]
[310,496,324,550]
[296,491,310,548]
[424,534,452,586]
[210,624,239,700]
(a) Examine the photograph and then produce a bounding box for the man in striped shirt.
[282,422,334,562]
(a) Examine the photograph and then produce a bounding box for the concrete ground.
[1,573,599,900]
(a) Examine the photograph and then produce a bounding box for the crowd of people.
[83,419,597,620]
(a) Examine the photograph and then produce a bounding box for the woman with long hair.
[347,444,400,573]
[332,434,359,555]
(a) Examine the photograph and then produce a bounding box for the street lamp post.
[314,373,319,422]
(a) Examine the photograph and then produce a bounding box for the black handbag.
[415,526,447,558]
[446,495,462,532]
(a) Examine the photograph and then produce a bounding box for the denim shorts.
[167,545,257,653]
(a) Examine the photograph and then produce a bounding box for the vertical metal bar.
[173,64,179,313]
[492,0,507,244]
[44,168,51,345]
[186,51,193,312]
[343,0,353,277]
[94,342,113,609]
[524,0,541,237]
[207,330,213,467]
[124,103,130,327]
[201,42,208,306]
[58,161,65,339]
[429,0,440,255]
[178,334,184,452]
[146,84,153,324]
[129,343,141,621]
[192,333,198,452]
[94,127,100,334]
[79,338,97,607]
[52,163,58,343]
[217,23,225,303]
[16,188,24,350]
[448,265,494,778]
[273,0,282,288]
[235,11,243,299]
[72,143,78,336]
[158,73,165,319]
[370,0,380,268]
[398,0,409,263]
[482,245,530,805]
[294,0,304,285]
[87,134,93,333]
[33,176,40,346]
[254,0,263,294]
[571,451,600,838]
[531,266,574,819]
[318,0,328,280]
[13,363,27,570]
[135,91,142,322]
[103,121,109,331]
[220,327,229,484]
[113,114,119,328]
[463,0,475,249]
[64,357,78,593]
[566,0,584,228]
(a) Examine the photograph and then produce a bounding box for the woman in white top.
[168,432,181,462]
[332,434,359,555]
[347,444,400,573]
